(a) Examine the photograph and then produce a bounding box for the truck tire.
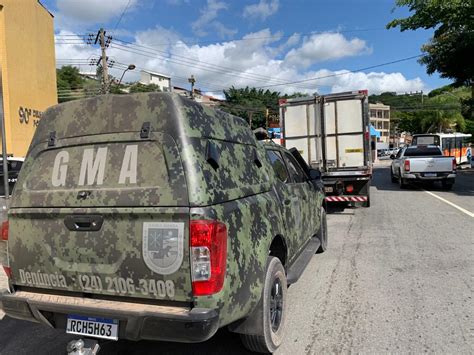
[398,170,408,189]
[390,168,397,183]
[316,207,328,253]
[240,257,288,354]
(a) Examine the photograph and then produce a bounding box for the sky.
[43,0,452,97]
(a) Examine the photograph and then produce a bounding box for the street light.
[117,64,136,87]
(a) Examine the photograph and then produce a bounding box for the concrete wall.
[0,0,57,157]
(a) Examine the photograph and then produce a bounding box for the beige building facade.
[0,0,57,157]
[369,103,390,144]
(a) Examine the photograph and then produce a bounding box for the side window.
[266,150,289,182]
[284,152,306,183]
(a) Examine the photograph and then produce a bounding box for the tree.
[129,83,161,93]
[387,0,474,94]
[57,66,85,102]
[221,86,281,129]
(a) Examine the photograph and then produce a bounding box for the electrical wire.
[113,0,132,30]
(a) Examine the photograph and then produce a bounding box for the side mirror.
[390,154,396,160]
[309,168,321,180]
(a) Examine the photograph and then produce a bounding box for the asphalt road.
[0,165,473,354]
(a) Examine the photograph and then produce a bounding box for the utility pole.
[0,70,9,199]
[265,108,269,129]
[96,28,110,94]
[188,75,196,99]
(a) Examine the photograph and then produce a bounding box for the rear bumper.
[403,172,456,181]
[325,195,367,202]
[0,291,219,343]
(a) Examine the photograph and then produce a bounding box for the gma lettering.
[51,145,138,187]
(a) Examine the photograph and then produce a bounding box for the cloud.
[56,0,138,25]
[191,0,236,38]
[285,32,372,68]
[55,27,426,97]
[243,0,279,21]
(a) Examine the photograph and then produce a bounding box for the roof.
[37,0,54,18]
[140,70,171,79]
[32,93,256,149]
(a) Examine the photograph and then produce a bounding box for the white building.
[139,70,171,92]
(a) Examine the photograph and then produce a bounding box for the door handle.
[64,215,104,232]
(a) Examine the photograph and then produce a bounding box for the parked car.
[390,145,456,189]
[0,157,24,196]
[0,93,327,354]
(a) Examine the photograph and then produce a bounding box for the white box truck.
[279,90,372,207]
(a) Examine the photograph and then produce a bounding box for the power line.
[112,37,316,86]
[109,27,386,47]
[242,54,424,90]
[109,42,320,90]
[114,0,132,30]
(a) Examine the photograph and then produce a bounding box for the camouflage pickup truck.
[0,93,327,353]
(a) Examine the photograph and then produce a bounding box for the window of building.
[383,110,390,119]
[377,110,383,118]
[370,109,376,117]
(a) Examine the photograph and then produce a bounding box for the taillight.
[190,220,227,296]
[346,184,354,193]
[452,158,457,171]
[404,160,410,172]
[1,220,10,278]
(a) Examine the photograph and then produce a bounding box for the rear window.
[13,133,189,207]
[404,147,442,157]
[412,135,440,145]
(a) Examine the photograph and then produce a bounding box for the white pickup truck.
[390,145,456,189]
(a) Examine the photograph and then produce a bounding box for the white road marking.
[423,190,474,218]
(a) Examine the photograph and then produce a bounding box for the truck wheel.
[316,207,327,253]
[240,257,288,354]
[390,169,397,183]
[398,170,408,189]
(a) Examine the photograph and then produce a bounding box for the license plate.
[324,187,333,193]
[424,173,437,177]
[66,315,119,340]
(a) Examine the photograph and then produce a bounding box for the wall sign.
[19,106,43,127]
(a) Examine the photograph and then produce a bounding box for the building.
[139,70,171,92]
[369,103,390,144]
[173,86,222,108]
[0,0,57,157]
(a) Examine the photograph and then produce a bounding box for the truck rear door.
[279,97,321,167]
[320,91,370,171]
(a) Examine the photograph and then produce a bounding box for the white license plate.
[66,315,119,340]
[424,173,437,177]
[324,187,333,193]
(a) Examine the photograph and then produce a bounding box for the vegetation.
[370,86,472,139]
[220,87,281,129]
[387,0,473,92]
[128,83,161,93]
